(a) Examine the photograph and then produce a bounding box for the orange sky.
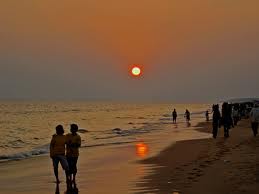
[0,0,259,101]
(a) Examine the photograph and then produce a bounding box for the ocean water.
[0,102,211,162]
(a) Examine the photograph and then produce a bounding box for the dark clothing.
[67,156,78,175]
[206,112,209,121]
[212,122,219,138]
[221,103,232,138]
[172,111,177,123]
[185,110,191,122]
[251,122,258,137]
[212,113,221,138]
[212,105,221,138]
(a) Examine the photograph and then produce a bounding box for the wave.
[0,144,50,162]
[0,140,136,163]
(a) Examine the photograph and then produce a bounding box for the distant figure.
[50,125,70,184]
[66,124,82,184]
[232,105,240,126]
[205,110,210,121]
[172,109,177,124]
[184,109,191,122]
[229,104,234,128]
[250,104,259,137]
[221,102,232,138]
[212,104,221,138]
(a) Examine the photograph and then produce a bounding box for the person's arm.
[50,136,55,158]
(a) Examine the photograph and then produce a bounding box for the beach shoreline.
[0,116,210,194]
[135,120,259,194]
[0,119,257,194]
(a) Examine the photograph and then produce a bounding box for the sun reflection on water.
[136,142,148,157]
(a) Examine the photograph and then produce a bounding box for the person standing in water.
[184,109,191,122]
[66,124,82,184]
[172,109,177,124]
[50,125,70,184]
[205,110,210,121]
[212,104,221,138]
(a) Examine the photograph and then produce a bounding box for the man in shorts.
[50,125,70,184]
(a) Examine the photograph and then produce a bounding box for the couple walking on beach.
[50,124,81,186]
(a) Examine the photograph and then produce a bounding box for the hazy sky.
[0,0,259,102]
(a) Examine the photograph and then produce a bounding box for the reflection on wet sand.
[136,142,149,158]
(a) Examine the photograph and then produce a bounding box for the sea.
[0,101,211,162]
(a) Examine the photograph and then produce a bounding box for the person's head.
[56,125,64,135]
[213,104,219,111]
[70,124,79,134]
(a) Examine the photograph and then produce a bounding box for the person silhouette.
[250,103,259,137]
[50,125,70,184]
[184,109,191,123]
[66,124,81,184]
[172,109,177,124]
[205,110,210,121]
[212,104,221,138]
[221,102,232,138]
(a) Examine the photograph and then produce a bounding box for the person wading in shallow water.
[184,109,191,123]
[205,110,210,121]
[66,124,81,185]
[50,125,70,184]
[212,104,221,138]
[172,109,177,124]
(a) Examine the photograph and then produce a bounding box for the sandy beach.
[0,119,258,194]
[136,120,259,194]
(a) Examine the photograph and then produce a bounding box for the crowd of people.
[211,102,259,138]
[171,102,259,139]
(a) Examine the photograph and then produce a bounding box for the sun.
[130,65,143,77]
[132,67,141,76]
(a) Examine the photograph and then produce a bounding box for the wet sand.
[135,120,259,194]
[0,121,210,194]
[0,120,257,194]
[0,144,140,194]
